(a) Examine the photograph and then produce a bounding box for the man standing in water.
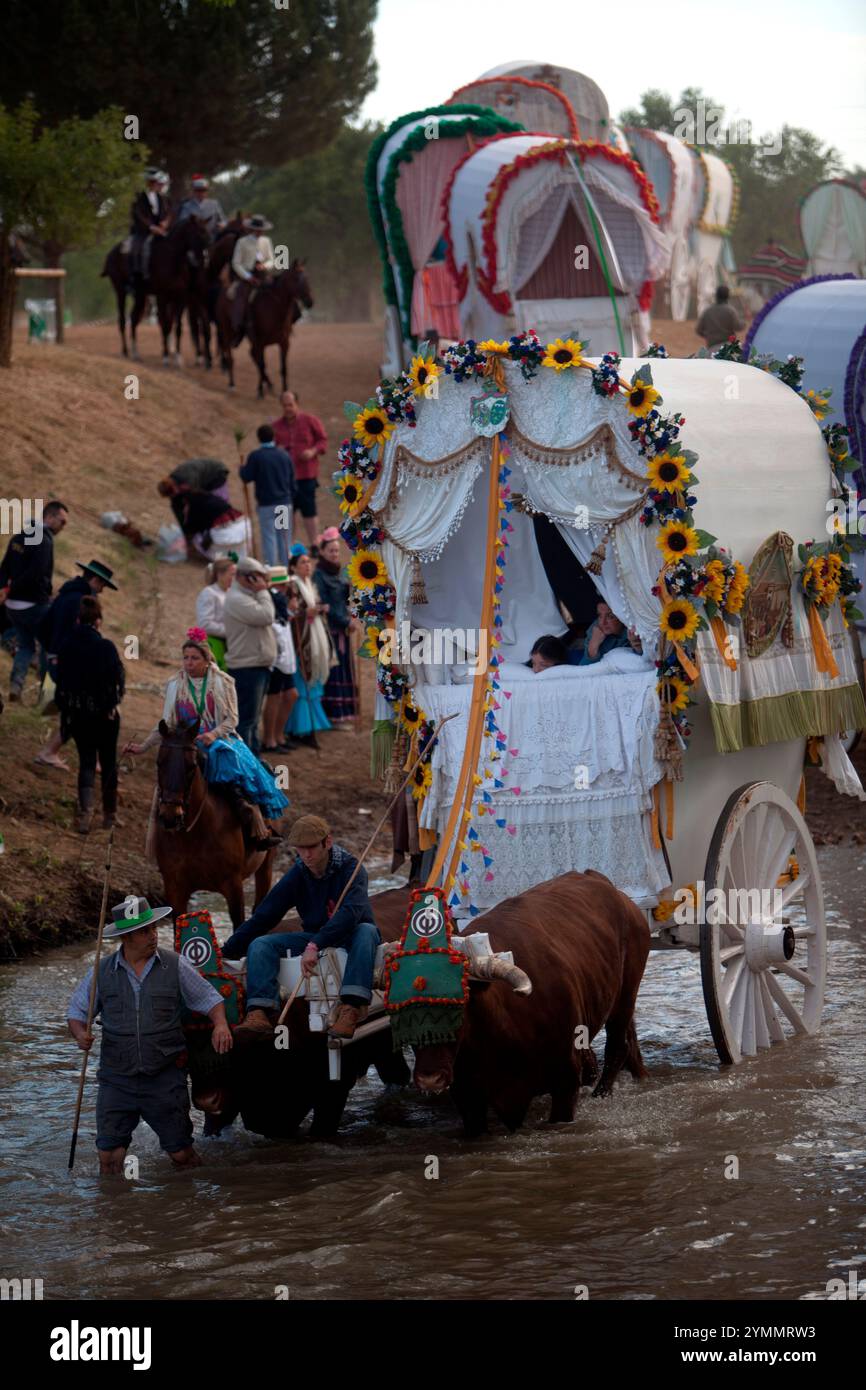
[67,896,232,1174]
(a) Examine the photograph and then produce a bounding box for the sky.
[360,0,866,170]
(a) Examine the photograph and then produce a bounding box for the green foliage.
[220,122,385,320]
[0,102,145,254]
[0,0,378,188]
[619,87,846,262]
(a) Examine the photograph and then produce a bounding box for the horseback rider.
[129,167,170,280]
[128,628,287,851]
[228,214,275,339]
[177,174,226,241]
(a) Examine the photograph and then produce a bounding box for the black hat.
[75,560,118,590]
[104,895,173,938]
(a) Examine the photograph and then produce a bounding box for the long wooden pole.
[275,711,456,1027]
[68,828,115,1170]
[233,429,260,560]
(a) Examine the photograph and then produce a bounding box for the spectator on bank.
[35,559,118,771]
[55,596,126,834]
[272,391,327,549]
[224,556,277,753]
[0,499,69,702]
[261,566,299,752]
[194,557,236,670]
[239,424,294,568]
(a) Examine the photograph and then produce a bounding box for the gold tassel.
[586,535,608,575]
[383,727,408,795]
[654,705,684,783]
[410,554,428,605]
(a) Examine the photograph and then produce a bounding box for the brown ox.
[412,871,651,1136]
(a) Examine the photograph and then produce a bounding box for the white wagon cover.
[337,340,865,912]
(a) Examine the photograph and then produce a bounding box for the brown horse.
[154,719,275,928]
[101,217,211,364]
[187,218,246,370]
[216,259,313,396]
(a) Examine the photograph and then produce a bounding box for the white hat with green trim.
[104,895,173,938]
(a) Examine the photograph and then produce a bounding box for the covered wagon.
[337,333,866,1064]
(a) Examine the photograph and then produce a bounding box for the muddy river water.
[1,847,864,1302]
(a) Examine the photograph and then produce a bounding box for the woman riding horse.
[130,628,287,848]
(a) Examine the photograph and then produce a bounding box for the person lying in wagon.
[576,600,642,665]
[224,814,380,1041]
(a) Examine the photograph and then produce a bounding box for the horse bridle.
[158,742,207,833]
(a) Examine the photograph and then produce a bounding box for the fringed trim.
[709,683,866,754]
[371,719,397,780]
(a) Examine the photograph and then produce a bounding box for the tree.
[0,0,378,195]
[0,103,144,365]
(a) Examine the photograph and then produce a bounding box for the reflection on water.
[0,848,864,1301]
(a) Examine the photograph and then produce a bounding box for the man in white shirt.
[228,215,275,338]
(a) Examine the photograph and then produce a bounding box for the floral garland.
[445,137,661,321]
[364,105,522,326]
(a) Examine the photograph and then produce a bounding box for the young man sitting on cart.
[575,600,643,665]
[223,814,380,1041]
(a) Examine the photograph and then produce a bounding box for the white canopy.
[801,181,866,278]
[446,76,578,139]
[371,357,831,661]
[445,134,671,351]
[480,61,611,144]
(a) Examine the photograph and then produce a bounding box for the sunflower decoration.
[656,673,690,713]
[660,597,701,643]
[348,548,389,591]
[626,377,662,418]
[353,405,394,452]
[725,560,750,614]
[657,520,700,564]
[541,337,586,371]
[400,698,423,737]
[410,759,433,802]
[407,354,441,397]
[702,557,726,606]
[335,473,364,514]
[477,339,511,353]
[358,623,383,660]
[804,388,830,422]
[647,452,691,495]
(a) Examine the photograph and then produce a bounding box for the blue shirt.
[576,621,632,666]
[67,947,222,1022]
[240,443,295,506]
[222,844,373,957]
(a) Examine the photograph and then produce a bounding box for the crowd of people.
[0,379,357,839]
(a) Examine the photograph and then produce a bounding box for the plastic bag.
[156,523,188,564]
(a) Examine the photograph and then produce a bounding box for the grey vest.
[98,949,186,1076]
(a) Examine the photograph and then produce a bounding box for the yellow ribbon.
[709,614,737,670]
[806,604,839,679]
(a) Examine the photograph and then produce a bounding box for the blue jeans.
[257,503,292,567]
[228,665,270,752]
[8,602,49,691]
[246,921,381,1009]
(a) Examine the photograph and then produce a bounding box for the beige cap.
[289,814,330,846]
[236,555,270,577]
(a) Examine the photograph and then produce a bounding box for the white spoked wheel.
[668,236,692,321]
[701,781,826,1065]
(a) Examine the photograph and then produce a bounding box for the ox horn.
[469,956,532,995]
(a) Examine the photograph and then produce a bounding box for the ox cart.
[177,336,866,1139]
[333,334,866,1068]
